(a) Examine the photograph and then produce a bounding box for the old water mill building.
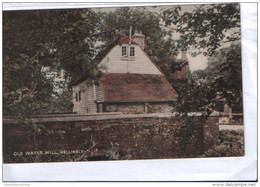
[72,32,188,114]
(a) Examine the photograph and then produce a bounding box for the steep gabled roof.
[73,35,164,86]
[99,73,178,102]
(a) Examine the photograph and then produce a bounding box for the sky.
[177,53,208,72]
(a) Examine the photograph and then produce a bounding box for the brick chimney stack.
[132,30,145,50]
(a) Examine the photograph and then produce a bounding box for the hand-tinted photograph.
[3,3,243,163]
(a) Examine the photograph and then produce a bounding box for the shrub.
[201,130,244,157]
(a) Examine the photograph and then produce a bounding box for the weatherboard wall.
[73,81,97,114]
[99,44,162,75]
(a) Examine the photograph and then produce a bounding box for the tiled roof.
[99,73,178,102]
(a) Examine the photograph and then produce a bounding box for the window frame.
[130,46,135,56]
[122,46,127,56]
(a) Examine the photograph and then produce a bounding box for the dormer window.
[130,47,135,56]
[122,46,127,56]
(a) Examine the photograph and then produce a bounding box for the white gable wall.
[99,44,162,75]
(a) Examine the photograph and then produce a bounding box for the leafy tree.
[3,9,101,116]
[204,43,242,112]
[161,4,242,114]
[175,43,242,114]
[162,3,240,56]
[192,69,207,80]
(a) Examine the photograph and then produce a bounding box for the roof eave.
[100,99,177,103]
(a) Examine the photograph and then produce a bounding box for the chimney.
[132,30,145,50]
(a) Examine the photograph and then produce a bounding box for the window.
[122,46,127,56]
[76,93,78,101]
[79,91,81,101]
[76,91,81,102]
[121,46,135,61]
[130,47,135,56]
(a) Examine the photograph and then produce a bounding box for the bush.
[201,130,244,157]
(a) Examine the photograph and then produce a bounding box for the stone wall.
[147,103,174,113]
[106,102,174,114]
[106,103,145,114]
[3,114,219,163]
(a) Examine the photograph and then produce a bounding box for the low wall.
[105,102,174,114]
[106,103,145,113]
[3,113,219,163]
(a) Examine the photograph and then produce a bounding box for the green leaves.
[162,4,242,115]
[202,130,244,157]
[162,4,241,56]
[3,9,101,116]
[185,43,242,114]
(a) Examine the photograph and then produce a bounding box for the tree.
[175,43,242,115]
[3,9,101,116]
[162,3,240,56]
[204,43,242,112]
[161,4,242,114]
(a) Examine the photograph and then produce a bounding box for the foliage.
[201,130,244,157]
[3,9,101,116]
[3,60,53,116]
[162,3,240,56]
[42,87,73,114]
[204,43,243,112]
[174,43,242,114]
[192,69,207,79]
[172,80,216,114]
[106,142,120,160]
[161,4,242,115]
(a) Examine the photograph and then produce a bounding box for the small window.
[79,91,81,101]
[122,46,127,56]
[130,47,135,56]
[76,93,78,101]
